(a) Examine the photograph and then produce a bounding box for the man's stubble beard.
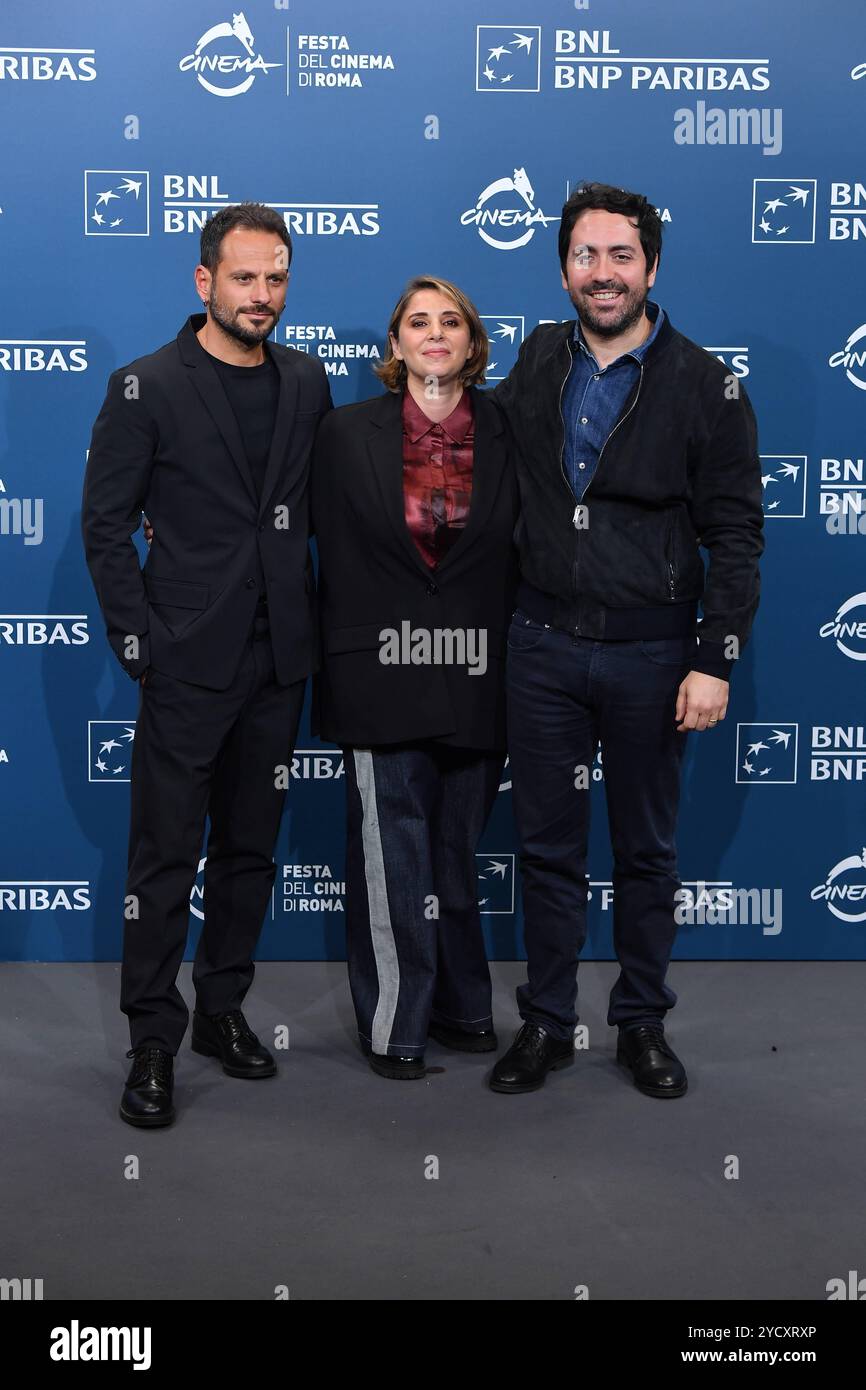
[570,283,649,339]
[207,290,283,348]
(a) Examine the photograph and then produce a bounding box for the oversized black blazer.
[311,386,520,751]
[82,314,332,689]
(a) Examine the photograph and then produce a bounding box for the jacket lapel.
[258,350,299,520]
[366,392,434,578]
[177,316,258,507]
[435,387,506,574]
[365,387,507,578]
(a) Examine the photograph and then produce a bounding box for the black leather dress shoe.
[489,1022,574,1094]
[120,1047,175,1127]
[428,1021,498,1053]
[617,1023,687,1098]
[358,1037,426,1079]
[191,1009,276,1078]
[369,1052,426,1080]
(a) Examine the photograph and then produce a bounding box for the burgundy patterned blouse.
[401,388,474,569]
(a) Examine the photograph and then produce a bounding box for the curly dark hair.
[558,182,662,274]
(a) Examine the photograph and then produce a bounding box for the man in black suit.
[82,203,331,1127]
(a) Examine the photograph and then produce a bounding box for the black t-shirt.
[210,350,279,501]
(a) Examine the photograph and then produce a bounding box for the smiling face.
[195,227,289,347]
[389,290,474,391]
[561,209,657,338]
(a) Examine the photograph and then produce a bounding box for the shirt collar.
[401,387,473,444]
[573,300,665,368]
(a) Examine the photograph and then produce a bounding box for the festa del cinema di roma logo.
[812,849,866,924]
[819,592,866,660]
[460,167,558,250]
[829,322,866,391]
[179,11,281,97]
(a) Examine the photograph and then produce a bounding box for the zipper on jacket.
[582,361,644,504]
[557,339,576,502]
[572,362,645,602]
[665,516,677,600]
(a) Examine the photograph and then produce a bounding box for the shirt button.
[426,581,439,596]
[581,417,589,424]
[245,578,256,589]
[593,374,600,381]
[578,463,586,470]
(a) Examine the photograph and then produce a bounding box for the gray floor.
[0,961,862,1301]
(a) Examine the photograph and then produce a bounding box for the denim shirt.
[562,301,666,501]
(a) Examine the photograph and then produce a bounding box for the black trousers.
[122,632,305,1053]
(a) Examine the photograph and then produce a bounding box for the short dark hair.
[199,202,293,271]
[558,182,662,275]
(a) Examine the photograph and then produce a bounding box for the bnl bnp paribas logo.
[0,338,87,372]
[751,180,816,243]
[178,12,280,97]
[481,317,524,381]
[84,172,148,236]
[735,724,797,784]
[477,856,516,914]
[82,171,378,239]
[0,41,96,81]
[87,721,135,782]
[475,27,541,91]
[0,881,91,911]
[760,455,807,518]
[477,26,771,97]
[460,168,558,251]
[752,180,866,243]
[0,614,88,645]
[736,724,866,784]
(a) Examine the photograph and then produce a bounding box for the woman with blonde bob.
[312,276,520,1079]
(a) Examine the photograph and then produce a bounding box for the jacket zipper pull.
[573,504,588,530]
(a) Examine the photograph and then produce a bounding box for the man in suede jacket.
[489,181,764,1100]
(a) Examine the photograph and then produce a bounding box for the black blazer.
[311,387,520,751]
[82,314,332,689]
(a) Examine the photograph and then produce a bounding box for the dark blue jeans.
[506,609,694,1040]
[344,742,504,1057]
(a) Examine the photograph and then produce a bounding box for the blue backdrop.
[1,0,864,962]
